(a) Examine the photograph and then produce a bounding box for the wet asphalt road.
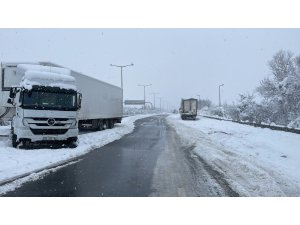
[3,115,238,197]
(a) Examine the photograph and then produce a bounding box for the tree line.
[200,50,300,128]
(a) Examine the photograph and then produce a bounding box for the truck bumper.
[15,127,78,142]
[180,113,197,120]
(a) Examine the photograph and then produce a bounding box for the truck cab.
[2,63,81,148]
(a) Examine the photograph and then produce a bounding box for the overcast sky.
[1,29,300,109]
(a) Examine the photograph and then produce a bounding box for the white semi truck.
[0,62,123,148]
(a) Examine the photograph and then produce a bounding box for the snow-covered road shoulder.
[0,114,154,194]
[167,114,300,196]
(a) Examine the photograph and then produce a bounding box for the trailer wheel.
[12,133,19,148]
[103,120,108,129]
[92,120,98,130]
[108,120,114,129]
[97,120,104,131]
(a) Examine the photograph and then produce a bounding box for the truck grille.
[25,117,74,135]
[32,118,69,121]
[30,129,68,135]
[33,123,66,127]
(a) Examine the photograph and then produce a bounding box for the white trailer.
[39,62,123,130]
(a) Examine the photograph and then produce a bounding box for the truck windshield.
[22,90,77,111]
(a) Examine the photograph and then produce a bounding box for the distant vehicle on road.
[179,98,198,120]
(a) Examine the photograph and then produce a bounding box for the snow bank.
[167,114,300,196]
[0,114,154,195]
[0,126,10,136]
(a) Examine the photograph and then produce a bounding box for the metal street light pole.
[138,84,152,109]
[150,92,159,110]
[219,84,224,107]
[110,63,134,94]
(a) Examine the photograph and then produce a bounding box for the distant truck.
[0,62,122,148]
[179,98,198,120]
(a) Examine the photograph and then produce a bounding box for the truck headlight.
[22,119,29,127]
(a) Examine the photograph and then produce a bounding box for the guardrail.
[199,114,300,135]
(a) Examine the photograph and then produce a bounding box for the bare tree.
[198,99,212,109]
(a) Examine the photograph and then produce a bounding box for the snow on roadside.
[0,126,10,136]
[167,114,300,197]
[0,114,154,195]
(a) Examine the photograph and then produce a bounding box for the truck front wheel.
[66,137,78,148]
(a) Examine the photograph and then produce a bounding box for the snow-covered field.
[0,114,153,194]
[167,114,300,197]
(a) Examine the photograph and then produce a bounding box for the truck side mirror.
[7,98,13,104]
[9,88,16,98]
[77,93,82,109]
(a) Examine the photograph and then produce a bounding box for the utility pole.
[150,92,159,110]
[138,84,152,109]
[219,84,224,107]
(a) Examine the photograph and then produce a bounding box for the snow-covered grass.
[0,114,154,194]
[167,114,300,197]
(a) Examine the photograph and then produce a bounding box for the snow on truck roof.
[40,62,122,91]
[17,64,71,76]
[17,64,76,91]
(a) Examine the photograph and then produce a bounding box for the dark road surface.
[3,115,237,197]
